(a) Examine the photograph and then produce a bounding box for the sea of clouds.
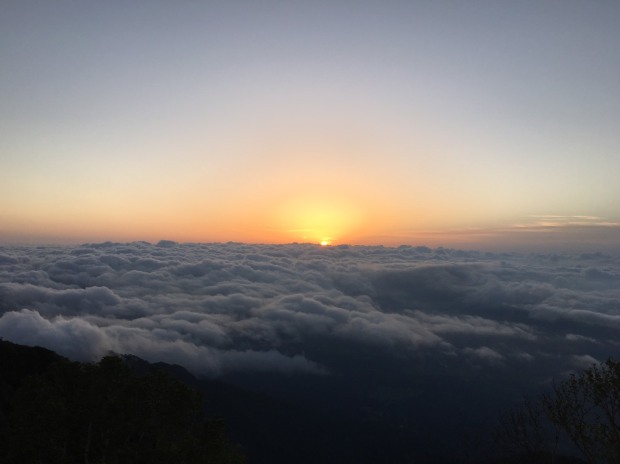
[1,241,619,384]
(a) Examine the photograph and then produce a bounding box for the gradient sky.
[2,1,619,250]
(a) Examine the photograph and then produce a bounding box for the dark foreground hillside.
[0,340,244,464]
[0,340,428,463]
[0,340,589,464]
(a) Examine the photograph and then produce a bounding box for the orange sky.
[2,2,619,251]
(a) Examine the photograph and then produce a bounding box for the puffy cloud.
[0,254,18,265]
[0,308,323,376]
[0,309,106,362]
[0,242,618,383]
[464,346,505,363]
[0,282,135,317]
[571,354,600,369]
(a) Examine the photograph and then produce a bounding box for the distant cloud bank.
[1,242,619,381]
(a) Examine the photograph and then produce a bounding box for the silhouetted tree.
[496,396,559,462]
[542,359,620,463]
[496,358,620,464]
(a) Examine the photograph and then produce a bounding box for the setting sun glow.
[1,2,618,252]
[271,196,364,245]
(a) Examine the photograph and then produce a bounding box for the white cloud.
[464,346,505,363]
[0,242,619,381]
[0,309,106,362]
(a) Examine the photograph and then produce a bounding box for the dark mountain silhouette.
[0,340,591,464]
[0,340,244,464]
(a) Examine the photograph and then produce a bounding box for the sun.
[271,195,365,245]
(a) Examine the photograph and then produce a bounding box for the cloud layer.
[1,242,619,383]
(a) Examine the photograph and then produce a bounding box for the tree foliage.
[496,358,620,464]
[0,353,245,464]
[542,359,620,463]
[496,396,557,462]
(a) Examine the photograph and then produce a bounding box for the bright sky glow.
[1,1,619,251]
